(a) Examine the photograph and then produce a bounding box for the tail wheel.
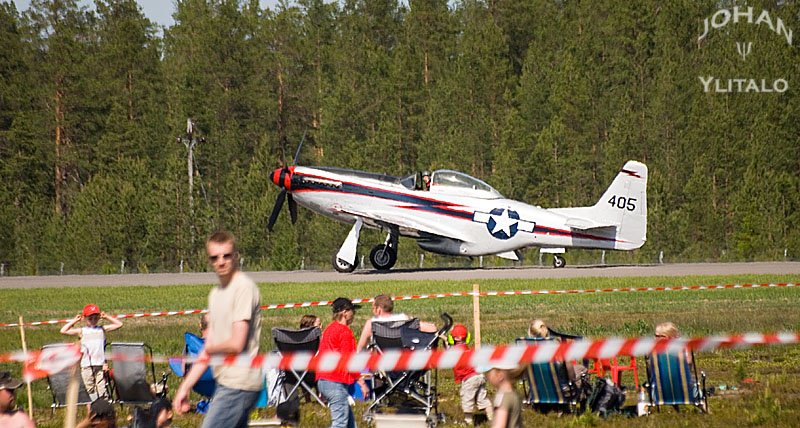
[553,255,566,268]
[369,244,397,270]
[333,253,357,273]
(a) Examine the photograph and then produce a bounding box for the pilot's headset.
[447,324,471,345]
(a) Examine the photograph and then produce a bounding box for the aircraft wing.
[336,207,473,243]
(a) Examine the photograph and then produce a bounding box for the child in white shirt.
[61,304,123,398]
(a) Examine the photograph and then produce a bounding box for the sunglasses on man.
[208,253,235,263]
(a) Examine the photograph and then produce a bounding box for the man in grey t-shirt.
[173,231,262,428]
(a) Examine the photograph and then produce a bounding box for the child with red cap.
[61,304,123,399]
[449,324,493,425]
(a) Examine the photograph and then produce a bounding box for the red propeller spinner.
[271,166,294,191]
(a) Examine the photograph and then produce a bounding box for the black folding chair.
[271,326,325,406]
[109,343,162,405]
[43,343,94,414]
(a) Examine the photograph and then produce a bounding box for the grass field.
[2,273,800,427]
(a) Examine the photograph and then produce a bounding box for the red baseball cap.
[451,324,468,340]
[83,304,100,316]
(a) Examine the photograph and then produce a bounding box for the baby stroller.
[365,313,452,427]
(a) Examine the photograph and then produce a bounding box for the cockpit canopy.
[400,169,503,199]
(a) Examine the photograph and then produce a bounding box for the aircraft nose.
[270,168,282,187]
[270,167,294,190]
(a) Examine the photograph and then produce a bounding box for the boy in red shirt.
[316,297,369,428]
[450,324,493,425]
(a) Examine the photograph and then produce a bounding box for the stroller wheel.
[363,413,375,427]
[425,415,438,428]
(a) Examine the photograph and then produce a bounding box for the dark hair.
[149,396,172,418]
[200,313,209,331]
[299,314,319,329]
[90,398,116,421]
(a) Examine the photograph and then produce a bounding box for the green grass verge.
[2,273,799,427]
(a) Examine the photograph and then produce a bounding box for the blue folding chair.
[516,337,580,414]
[645,351,707,413]
[168,333,216,398]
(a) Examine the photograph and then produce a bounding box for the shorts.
[460,374,492,413]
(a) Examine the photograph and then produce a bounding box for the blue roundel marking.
[486,208,520,240]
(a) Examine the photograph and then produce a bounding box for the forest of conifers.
[1,0,798,275]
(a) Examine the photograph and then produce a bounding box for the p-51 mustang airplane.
[268,157,647,272]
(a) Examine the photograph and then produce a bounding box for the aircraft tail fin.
[591,160,648,249]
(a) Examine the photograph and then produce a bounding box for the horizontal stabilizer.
[564,217,618,230]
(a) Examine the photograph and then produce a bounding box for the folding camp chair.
[645,351,708,413]
[43,343,95,414]
[545,327,593,372]
[168,332,216,398]
[365,313,452,426]
[516,337,582,414]
[271,326,325,406]
[109,343,163,405]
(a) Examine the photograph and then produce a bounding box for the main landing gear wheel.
[553,255,566,268]
[333,253,357,273]
[369,244,397,271]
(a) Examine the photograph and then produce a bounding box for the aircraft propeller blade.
[267,188,287,232]
[288,194,298,224]
[268,131,306,232]
[292,131,307,166]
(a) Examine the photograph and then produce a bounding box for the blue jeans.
[318,379,357,428]
[201,384,261,428]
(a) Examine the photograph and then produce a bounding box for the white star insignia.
[490,209,517,237]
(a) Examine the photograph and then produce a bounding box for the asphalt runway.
[1,262,798,289]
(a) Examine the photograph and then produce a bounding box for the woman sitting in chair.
[527,319,588,390]
[654,322,687,356]
[653,322,708,412]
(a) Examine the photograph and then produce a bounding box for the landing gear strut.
[333,218,362,273]
[553,255,566,268]
[370,230,398,270]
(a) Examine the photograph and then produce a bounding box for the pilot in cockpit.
[421,171,431,191]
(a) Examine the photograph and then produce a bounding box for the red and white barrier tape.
[0,309,208,328]
[4,332,799,381]
[1,282,796,327]
[0,343,83,382]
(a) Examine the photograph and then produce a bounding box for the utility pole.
[178,118,204,245]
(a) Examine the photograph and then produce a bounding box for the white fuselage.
[288,166,631,257]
